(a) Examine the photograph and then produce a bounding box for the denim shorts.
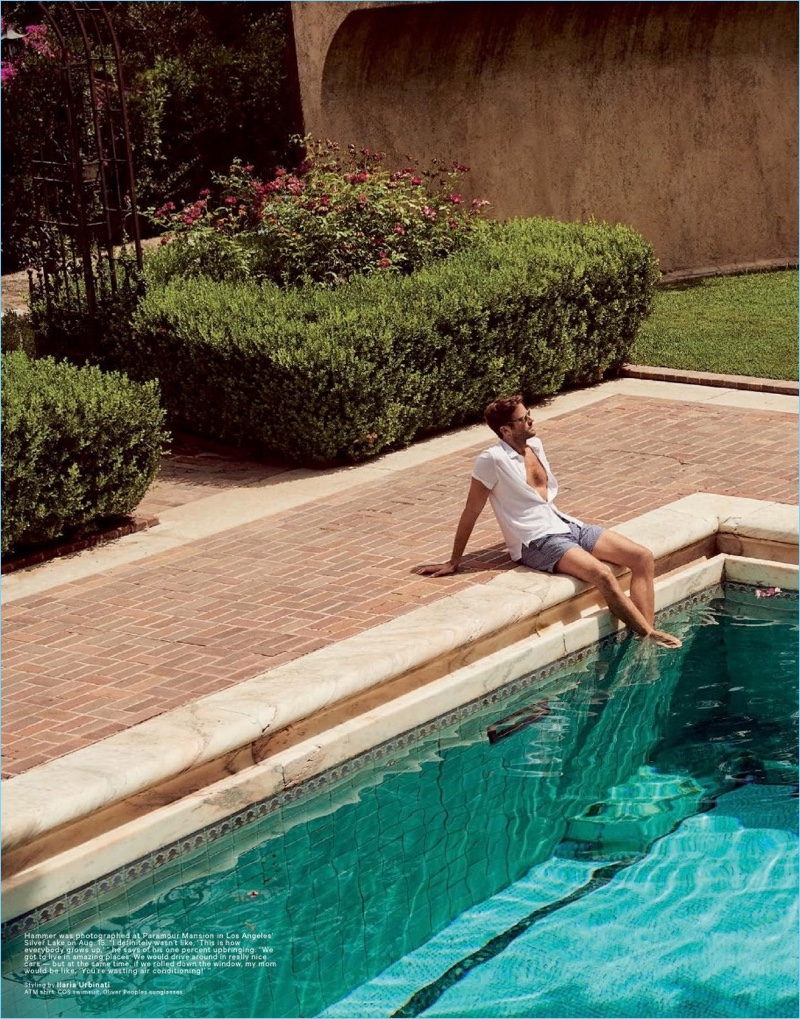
[519,521,604,574]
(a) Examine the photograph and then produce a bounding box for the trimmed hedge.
[2,352,168,556]
[115,217,657,465]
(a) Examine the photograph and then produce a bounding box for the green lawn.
[631,270,798,381]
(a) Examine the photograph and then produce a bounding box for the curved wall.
[294,1,797,272]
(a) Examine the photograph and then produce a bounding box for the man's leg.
[554,546,681,649]
[589,531,655,626]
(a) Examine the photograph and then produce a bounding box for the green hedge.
[114,217,657,465]
[2,352,168,556]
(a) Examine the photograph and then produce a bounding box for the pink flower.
[378,258,391,268]
[1,62,18,83]
[449,219,458,229]
[411,176,423,186]
[393,223,405,235]
[421,206,437,221]
[449,194,462,204]
[24,23,54,58]
[225,196,237,205]
[199,188,210,197]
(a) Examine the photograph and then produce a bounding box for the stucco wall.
[291,1,797,273]
[290,1,410,140]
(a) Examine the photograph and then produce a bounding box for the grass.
[630,270,798,381]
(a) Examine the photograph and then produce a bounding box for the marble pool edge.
[2,494,797,927]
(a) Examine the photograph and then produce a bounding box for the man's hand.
[417,562,459,577]
[417,478,490,581]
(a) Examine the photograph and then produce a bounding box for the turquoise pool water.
[3,584,798,1019]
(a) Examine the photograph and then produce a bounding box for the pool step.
[319,855,599,1018]
[398,790,798,1019]
[557,765,708,861]
[320,785,798,1018]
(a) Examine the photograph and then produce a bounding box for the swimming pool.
[2,583,797,1018]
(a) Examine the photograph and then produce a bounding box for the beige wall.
[290,1,797,273]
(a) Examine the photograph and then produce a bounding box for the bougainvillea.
[1,19,62,270]
[1,20,54,83]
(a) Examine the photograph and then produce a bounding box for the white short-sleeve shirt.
[471,438,581,562]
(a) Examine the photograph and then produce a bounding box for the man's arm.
[418,477,492,576]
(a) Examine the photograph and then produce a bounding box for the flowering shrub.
[147,140,490,287]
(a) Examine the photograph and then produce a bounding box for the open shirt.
[471,437,582,562]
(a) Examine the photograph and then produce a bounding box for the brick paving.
[137,432,292,517]
[2,395,797,778]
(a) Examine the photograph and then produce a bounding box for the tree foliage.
[1,1,301,271]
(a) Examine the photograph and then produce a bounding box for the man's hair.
[484,394,523,437]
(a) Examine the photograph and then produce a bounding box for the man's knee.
[627,541,654,574]
[583,560,619,594]
[631,550,652,574]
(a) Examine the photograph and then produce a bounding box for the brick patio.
[2,394,797,778]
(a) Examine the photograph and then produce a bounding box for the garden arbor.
[20,1,142,357]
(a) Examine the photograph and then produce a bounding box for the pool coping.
[1,493,797,923]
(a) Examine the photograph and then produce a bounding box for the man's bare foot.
[646,629,683,649]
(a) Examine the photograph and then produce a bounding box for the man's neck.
[506,436,529,456]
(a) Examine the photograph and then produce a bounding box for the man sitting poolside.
[419,394,682,650]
